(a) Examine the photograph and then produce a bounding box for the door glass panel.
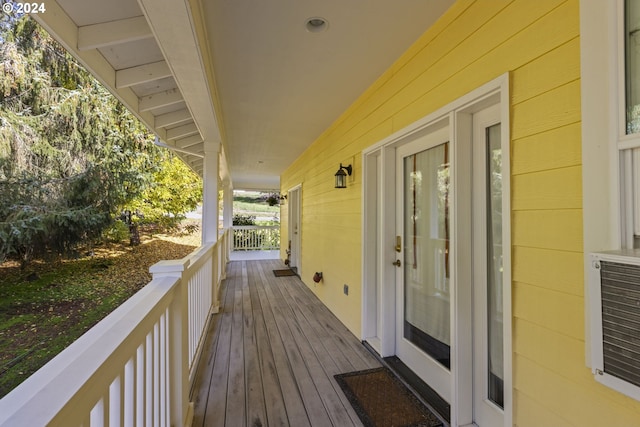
[403,142,450,369]
[486,124,504,408]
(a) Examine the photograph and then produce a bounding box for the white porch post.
[223,180,233,262]
[202,143,220,244]
[149,259,191,427]
[202,143,223,314]
[223,180,233,230]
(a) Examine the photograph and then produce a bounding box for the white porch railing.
[232,225,280,250]
[0,228,231,427]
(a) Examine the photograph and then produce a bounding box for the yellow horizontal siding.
[512,165,582,210]
[395,0,579,131]
[512,246,583,296]
[281,0,640,423]
[511,37,581,105]
[514,318,589,383]
[513,390,573,427]
[512,123,582,175]
[513,282,584,339]
[512,209,583,252]
[279,203,288,260]
[511,80,581,140]
[515,355,640,426]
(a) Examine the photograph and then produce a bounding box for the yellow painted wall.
[281,0,640,424]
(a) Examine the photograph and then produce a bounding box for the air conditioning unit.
[589,251,640,401]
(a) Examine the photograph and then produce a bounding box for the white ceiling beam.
[154,108,193,128]
[178,141,204,154]
[77,16,153,51]
[116,61,172,89]
[154,140,203,158]
[139,88,183,112]
[189,143,205,154]
[174,134,203,149]
[166,123,199,140]
[179,153,200,166]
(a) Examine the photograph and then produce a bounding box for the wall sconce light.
[334,163,353,188]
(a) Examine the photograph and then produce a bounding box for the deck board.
[204,261,236,427]
[191,260,381,427]
[226,268,247,426]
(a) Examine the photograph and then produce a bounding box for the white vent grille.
[590,251,640,401]
[599,261,640,388]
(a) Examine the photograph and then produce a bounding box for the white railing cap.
[149,257,191,276]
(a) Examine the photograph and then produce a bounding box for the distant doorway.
[288,185,302,273]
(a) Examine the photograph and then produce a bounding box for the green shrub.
[233,214,256,226]
[102,220,130,243]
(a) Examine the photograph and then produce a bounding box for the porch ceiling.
[33,0,454,190]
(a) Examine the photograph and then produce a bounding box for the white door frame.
[288,184,302,272]
[361,74,512,427]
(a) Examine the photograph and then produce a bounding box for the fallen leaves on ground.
[0,225,201,397]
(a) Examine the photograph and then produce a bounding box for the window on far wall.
[626,0,640,134]
[621,0,640,248]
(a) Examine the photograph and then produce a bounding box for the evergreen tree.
[0,17,201,265]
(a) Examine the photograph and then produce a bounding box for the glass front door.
[395,125,452,402]
[402,142,451,367]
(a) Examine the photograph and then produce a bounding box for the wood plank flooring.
[191,260,381,427]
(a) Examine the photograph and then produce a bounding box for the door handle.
[392,259,401,267]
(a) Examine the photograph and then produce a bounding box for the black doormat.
[273,269,296,277]
[335,367,443,427]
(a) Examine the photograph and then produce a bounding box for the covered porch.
[0,0,464,425]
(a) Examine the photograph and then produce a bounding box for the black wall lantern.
[334,163,353,188]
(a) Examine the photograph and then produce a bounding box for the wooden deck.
[191,259,381,427]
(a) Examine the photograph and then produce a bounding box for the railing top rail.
[233,225,279,230]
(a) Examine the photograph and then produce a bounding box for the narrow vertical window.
[486,123,504,408]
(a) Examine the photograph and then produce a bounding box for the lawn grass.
[233,191,281,224]
[0,194,279,397]
[0,224,201,398]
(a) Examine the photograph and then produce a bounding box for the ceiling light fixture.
[306,17,328,33]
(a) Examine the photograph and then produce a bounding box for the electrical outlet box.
[343,284,349,295]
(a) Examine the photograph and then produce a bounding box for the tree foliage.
[0,17,202,265]
[128,154,203,229]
